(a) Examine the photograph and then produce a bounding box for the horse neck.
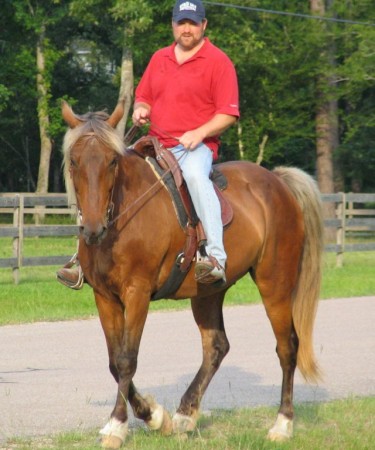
[119,150,155,191]
[112,151,162,220]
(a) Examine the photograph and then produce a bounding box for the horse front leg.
[93,292,128,448]
[173,291,230,433]
[95,288,170,449]
[128,380,173,435]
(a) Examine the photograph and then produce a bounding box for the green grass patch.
[4,397,374,449]
[322,251,375,298]
[0,236,374,325]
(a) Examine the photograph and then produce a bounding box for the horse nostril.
[96,226,108,243]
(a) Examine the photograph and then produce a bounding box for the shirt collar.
[168,37,210,62]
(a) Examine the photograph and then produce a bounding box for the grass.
[0,237,374,325]
[1,238,374,449]
[3,397,374,449]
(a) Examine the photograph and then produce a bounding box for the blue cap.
[172,0,206,23]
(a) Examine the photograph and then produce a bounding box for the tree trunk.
[315,96,337,194]
[310,0,338,242]
[35,25,53,194]
[116,41,134,138]
[256,134,268,165]
[237,121,244,160]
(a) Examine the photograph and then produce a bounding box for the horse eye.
[70,158,77,168]
[110,157,118,168]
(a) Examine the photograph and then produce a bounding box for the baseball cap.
[172,0,206,24]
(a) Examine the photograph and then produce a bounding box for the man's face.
[172,19,207,51]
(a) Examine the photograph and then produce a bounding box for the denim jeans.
[169,143,226,267]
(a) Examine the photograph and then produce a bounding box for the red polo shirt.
[135,38,239,159]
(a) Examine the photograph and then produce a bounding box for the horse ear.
[61,101,82,128]
[106,101,125,128]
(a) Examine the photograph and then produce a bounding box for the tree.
[109,0,156,136]
[0,0,374,195]
[308,0,337,240]
[12,1,70,194]
[69,0,164,136]
[332,0,375,192]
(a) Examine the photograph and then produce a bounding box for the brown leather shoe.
[195,255,226,285]
[56,264,84,290]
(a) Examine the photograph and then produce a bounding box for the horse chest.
[81,250,117,284]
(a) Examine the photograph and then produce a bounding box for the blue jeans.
[170,143,226,267]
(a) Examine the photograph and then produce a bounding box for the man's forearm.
[178,113,238,150]
[198,113,237,139]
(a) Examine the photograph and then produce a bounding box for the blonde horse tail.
[273,167,324,383]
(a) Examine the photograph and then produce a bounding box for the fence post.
[348,195,353,219]
[18,194,24,272]
[336,192,346,268]
[12,194,20,284]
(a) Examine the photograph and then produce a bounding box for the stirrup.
[195,254,226,285]
[56,252,84,290]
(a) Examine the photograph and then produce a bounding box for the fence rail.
[1,192,374,283]
[0,194,78,283]
[321,192,375,266]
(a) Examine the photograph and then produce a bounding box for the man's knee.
[183,170,203,188]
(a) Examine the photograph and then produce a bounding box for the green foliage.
[0,84,12,112]
[0,0,374,192]
[335,23,375,191]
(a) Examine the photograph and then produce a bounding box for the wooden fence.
[1,192,374,283]
[321,192,375,267]
[0,194,78,284]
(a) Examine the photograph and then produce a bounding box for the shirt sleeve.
[134,54,157,107]
[212,54,240,118]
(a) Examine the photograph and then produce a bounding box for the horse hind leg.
[257,283,298,441]
[267,316,298,442]
[173,291,230,433]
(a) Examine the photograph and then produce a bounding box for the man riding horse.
[57,0,239,288]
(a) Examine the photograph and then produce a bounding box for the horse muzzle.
[79,223,108,245]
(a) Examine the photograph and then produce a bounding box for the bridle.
[70,126,187,230]
[69,132,118,228]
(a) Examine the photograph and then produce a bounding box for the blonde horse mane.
[62,110,125,207]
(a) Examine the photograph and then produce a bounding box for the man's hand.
[178,129,206,150]
[132,103,151,126]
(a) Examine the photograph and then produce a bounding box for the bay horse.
[61,101,324,449]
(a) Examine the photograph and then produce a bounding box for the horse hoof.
[267,413,293,442]
[160,408,173,435]
[99,418,128,449]
[172,412,197,433]
[101,435,123,449]
[146,401,173,436]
